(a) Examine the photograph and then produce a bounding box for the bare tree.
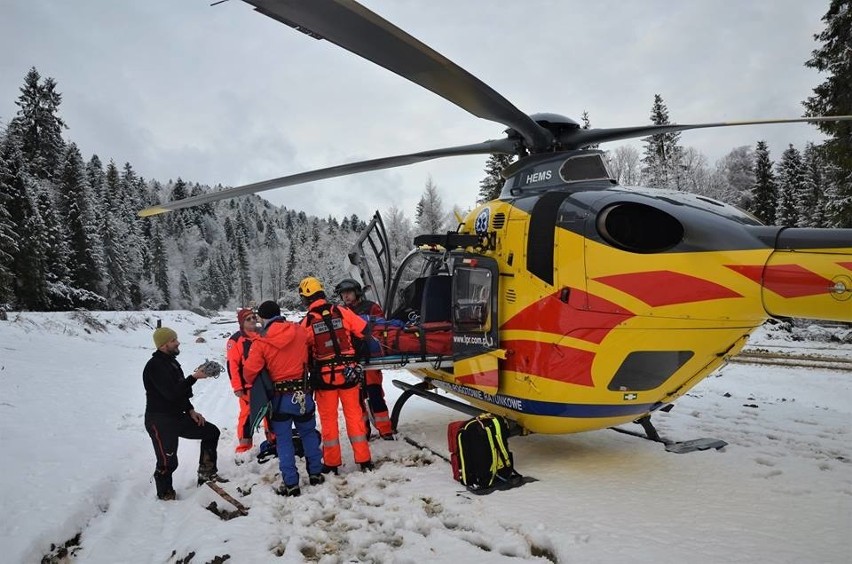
[679,146,710,196]
[384,205,414,264]
[606,145,641,185]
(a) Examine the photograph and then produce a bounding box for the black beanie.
[257,300,281,320]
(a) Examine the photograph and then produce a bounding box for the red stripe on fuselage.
[501,288,633,345]
[725,265,763,285]
[594,271,742,306]
[502,339,595,387]
[455,369,499,388]
[726,264,835,298]
[762,264,835,298]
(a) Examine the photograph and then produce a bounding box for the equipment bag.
[447,420,466,482]
[451,414,524,494]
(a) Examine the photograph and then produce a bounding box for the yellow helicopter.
[140,0,852,451]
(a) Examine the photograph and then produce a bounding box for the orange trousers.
[315,386,371,466]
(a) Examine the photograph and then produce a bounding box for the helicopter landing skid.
[390,379,525,437]
[610,415,727,454]
[390,379,484,433]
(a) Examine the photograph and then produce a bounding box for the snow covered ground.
[0,311,849,563]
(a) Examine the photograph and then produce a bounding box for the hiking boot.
[320,464,339,475]
[309,474,325,486]
[197,472,230,486]
[276,484,301,497]
[359,461,374,472]
[157,490,177,501]
[380,433,395,441]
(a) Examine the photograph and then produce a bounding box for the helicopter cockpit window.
[388,252,446,322]
[559,154,614,183]
[452,267,492,333]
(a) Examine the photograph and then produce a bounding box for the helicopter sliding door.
[343,211,392,310]
[450,255,501,395]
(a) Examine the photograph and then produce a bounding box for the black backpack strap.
[320,306,343,358]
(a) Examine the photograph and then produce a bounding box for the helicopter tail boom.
[730,228,852,322]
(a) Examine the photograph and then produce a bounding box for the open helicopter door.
[343,211,392,310]
[449,254,501,395]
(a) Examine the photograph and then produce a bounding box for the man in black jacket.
[143,326,225,500]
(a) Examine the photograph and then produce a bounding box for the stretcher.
[357,320,454,371]
[360,352,452,371]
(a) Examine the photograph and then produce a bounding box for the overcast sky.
[0,0,833,221]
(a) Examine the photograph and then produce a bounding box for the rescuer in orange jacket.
[299,277,373,473]
[242,300,324,497]
[226,308,274,453]
[334,278,394,440]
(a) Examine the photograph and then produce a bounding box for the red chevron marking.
[725,265,764,285]
[502,339,595,387]
[594,271,742,306]
[501,288,632,345]
[727,264,835,298]
[762,264,835,298]
[455,369,499,389]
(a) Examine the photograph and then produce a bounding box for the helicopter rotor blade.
[563,116,852,150]
[137,138,515,217]
[241,0,553,151]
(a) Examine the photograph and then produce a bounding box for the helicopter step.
[610,415,727,454]
[390,379,483,433]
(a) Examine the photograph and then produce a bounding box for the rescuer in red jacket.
[334,278,394,440]
[299,277,373,473]
[226,308,275,454]
[242,300,324,497]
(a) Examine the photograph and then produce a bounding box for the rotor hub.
[505,113,581,153]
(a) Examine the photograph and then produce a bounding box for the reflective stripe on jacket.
[226,330,254,392]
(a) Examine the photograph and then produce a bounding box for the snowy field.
[0,311,849,563]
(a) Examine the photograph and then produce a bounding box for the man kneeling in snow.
[143,326,227,500]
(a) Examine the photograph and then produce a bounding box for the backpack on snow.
[448,413,524,494]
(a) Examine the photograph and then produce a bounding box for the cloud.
[0,0,831,221]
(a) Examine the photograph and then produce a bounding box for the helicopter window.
[608,351,694,391]
[421,276,453,323]
[389,276,427,322]
[558,154,613,183]
[388,253,431,321]
[452,267,492,332]
[596,202,684,253]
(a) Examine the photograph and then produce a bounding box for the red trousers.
[315,386,371,466]
[362,370,392,436]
